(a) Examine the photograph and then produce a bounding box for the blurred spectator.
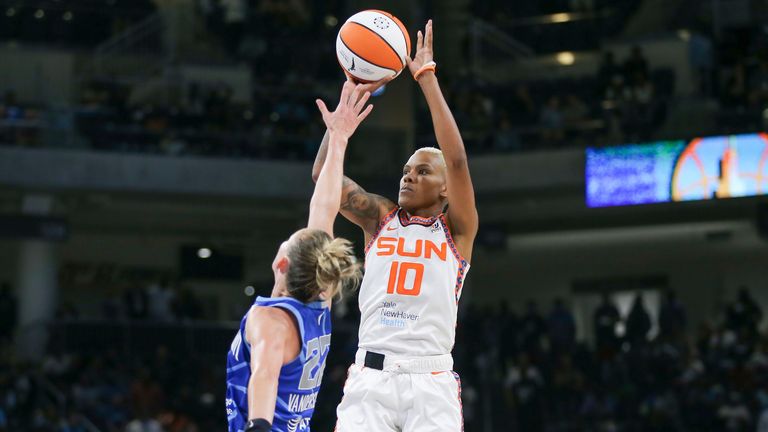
[562,94,590,124]
[579,385,619,428]
[147,280,175,321]
[0,91,18,112]
[603,72,629,144]
[550,354,584,420]
[548,298,577,355]
[597,52,622,94]
[639,389,685,431]
[130,368,165,421]
[759,398,768,432]
[220,0,247,54]
[123,285,149,320]
[125,415,163,432]
[727,288,763,339]
[625,71,656,140]
[624,46,650,82]
[506,354,544,432]
[604,74,629,105]
[625,293,652,346]
[721,61,748,108]
[508,84,538,125]
[498,301,520,368]
[160,133,188,156]
[468,94,494,133]
[101,295,122,320]
[493,112,522,151]
[748,60,768,108]
[58,412,89,432]
[659,290,687,341]
[594,292,621,353]
[0,283,16,344]
[717,391,752,431]
[520,300,547,356]
[540,96,565,142]
[751,336,768,369]
[173,287,204,320]
[632,71,655,102]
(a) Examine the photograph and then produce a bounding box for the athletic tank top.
[226,296,331,432]
[358,207,470,357]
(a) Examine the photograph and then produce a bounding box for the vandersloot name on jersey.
[287,391,319,412]
[379,301,420,328]
[226,396,313,431]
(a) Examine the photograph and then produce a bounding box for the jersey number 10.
[386,261,424,296]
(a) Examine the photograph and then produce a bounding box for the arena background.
[1,0,768,431]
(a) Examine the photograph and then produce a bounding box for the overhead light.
[677,29,691,41]
[34,9,45,19]
[197,247,212,259]
[244,285,255,296]
[556,51,575,66]
[549,13,572,24]
[325,15,338,28]
[6,8,16,17]
[63,11,73,21]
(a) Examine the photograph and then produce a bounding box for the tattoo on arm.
[340,178,381,221]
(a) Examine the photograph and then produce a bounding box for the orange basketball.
[336,10,411,83]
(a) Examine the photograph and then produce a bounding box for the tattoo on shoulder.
[341,179,386,221]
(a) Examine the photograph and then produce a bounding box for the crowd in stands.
[0,343,221,432]
[198,0,345,84]
[422,46,672,154]
[1,279,767,431]
[0,0,341,161]
[4,0,768,161]
[49,279,209,323]
[470,0,642,54]
[451,288,768,431]
[0,0,156,47]
[713,25,768,133]
[74,79,325,160]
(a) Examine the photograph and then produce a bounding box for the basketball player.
[312,20,478,432]
[226,81,374,432]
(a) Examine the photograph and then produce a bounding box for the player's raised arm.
[312,78,396,239]
[408,19,479,260]
[309,81,376,236]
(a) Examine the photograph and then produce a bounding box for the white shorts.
[335,350,463,432]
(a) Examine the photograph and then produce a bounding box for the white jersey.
[357,207,470,357]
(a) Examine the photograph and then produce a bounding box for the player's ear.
[439,183,448,200]
[276,256,290,274]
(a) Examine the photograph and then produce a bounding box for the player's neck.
[403,202,444,219]
[271,281,288,297]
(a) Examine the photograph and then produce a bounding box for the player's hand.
[345,73,393,97]
[406,19,434,78]
[316,81,373,143]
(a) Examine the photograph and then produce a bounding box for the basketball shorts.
[335,349,463,432]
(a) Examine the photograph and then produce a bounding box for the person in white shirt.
[313,19,479,432]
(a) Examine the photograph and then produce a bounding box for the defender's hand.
[316,81,374,143]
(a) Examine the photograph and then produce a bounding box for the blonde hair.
[286,229,362,303]
[414,147,446,168]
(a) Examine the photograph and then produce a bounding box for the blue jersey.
[226,296,332,432]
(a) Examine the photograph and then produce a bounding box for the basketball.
[336,10,411,83]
